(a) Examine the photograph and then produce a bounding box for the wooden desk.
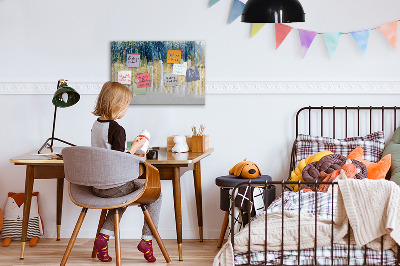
[10,147,213,261]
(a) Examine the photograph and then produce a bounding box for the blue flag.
[229,0,245,23]
[351,29,370,55]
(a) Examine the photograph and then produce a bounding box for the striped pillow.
[294,131,385,166]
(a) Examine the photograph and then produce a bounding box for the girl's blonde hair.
[93,82,132,120]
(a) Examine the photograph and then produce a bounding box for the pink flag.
[378,21,398,50]
[275,23,293,49]
[298,29,317,58]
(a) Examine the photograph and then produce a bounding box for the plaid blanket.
[235,244,397,265]
[234,191,397,265]
[266,190,336,220]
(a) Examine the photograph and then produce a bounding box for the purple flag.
[298,29,317,58]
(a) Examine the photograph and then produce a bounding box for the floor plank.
[0,239,221,265]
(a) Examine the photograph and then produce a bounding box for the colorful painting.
[111,41,205,105]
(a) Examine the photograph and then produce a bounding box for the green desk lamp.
[38,79,80,154]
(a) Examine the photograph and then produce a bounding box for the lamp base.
[38,137,76,154]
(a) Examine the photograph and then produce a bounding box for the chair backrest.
[62,146,145,187]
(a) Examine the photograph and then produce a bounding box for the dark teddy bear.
[301,154,368,190]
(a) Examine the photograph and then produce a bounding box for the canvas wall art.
[111,41,205,105]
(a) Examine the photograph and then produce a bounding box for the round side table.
[215,175,275,248]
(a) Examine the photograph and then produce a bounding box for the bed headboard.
[290,106,400,179]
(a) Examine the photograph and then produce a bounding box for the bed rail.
[289,106,400,182]
[230,180,400,266]
[230,106,400,265]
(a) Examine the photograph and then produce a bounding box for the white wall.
[1,0,400,239]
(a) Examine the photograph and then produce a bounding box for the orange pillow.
[347,146,391,180]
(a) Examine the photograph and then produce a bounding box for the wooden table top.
[10,147,214,165]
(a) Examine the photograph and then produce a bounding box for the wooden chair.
[60,146,171,265]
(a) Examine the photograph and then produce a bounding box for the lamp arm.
[50,105,57,148]
[50,79,61,148]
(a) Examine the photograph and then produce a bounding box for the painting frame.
[111,41,206,105]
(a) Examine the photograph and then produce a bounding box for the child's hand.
[129,137,147,155]
[134,149,149,157]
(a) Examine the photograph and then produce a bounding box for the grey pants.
[92,180,162,240]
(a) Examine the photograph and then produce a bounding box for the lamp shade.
[52,84,80,108]
[241,0,305,23]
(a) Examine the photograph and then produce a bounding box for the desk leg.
[172,167,183,261]
[20,165,35,259]
[56,178,64,241]
[193,161,203,242]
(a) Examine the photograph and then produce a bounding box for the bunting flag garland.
[323,33,341,58]
[298,30,317,58]
[351,29,370,55]
[229,0,245,24]
[251,23,266,38]
[209,0,220,7]
[275,23,293,49]
[207,6,400,57]
[378,21,398,50]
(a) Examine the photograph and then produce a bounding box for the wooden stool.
[215,175,275,248]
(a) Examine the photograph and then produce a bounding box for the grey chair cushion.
[69,180,145,208]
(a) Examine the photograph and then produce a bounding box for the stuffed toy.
[1,192,44,247]
[289,150,333,191]
[317,159,360,193]
[172,135,189,153]
[229,159,261,179]
[348,146,391,180]
[301,154,368,191]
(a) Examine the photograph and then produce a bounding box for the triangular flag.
[275,23,293,49]
[251,23,266,38]
[351,29,370,55]
[209,0,220,7]
[298,29,317,58]
[229,0,245,24]
[378,21,397,50]
[323,33,341,58]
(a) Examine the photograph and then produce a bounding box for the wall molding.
[1,81,400,95]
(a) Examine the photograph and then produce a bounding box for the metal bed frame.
[230,106,400,266]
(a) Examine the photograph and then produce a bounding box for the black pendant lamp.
[242,0,305,23]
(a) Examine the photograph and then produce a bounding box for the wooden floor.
[0,239,221,265]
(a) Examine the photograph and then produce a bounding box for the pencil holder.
[191,135,209,153]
